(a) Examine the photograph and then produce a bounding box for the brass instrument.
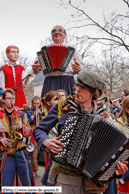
[106,97,110,114]
[26,140,35,152]
[39,111,45,120]
[96,96,110,113]
[7,104,22,155]
[26,107,45,153]
[36,107,39,127]
[36,107,45,126]
[110,97,121,104]
[97,96,122,114]
[97,96,121,103]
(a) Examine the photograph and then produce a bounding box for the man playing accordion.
[32,25,85,97]
[33,71,128,194]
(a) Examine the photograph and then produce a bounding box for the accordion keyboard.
[52,113,95,166]
[66,114,94,166]
[99,149,129,181]
[53,113,82,164]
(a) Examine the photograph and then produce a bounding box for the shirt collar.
[47,42,68,47]
[0,106,21,118]
[8,62,17,67]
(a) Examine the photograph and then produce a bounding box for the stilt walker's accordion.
[52,112,129,186]
[37,45,75,75]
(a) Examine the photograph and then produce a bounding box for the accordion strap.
[67,100,80,110]
[66,95,81,111]
[60,165,80,175]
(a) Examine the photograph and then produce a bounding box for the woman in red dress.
[1,45,33,108]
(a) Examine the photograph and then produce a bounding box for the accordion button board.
[53,113,82,164]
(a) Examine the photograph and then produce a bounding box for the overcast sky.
[0,0,127,62]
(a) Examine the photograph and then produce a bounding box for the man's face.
[120,91,126,101]
[51,25,66,44]
[7,48,19,63]
[75,84,93,104]
[58,92,66,99]
[3,92,15,109]
[32,99,40,110]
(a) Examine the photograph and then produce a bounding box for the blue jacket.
[33,103,77,149]
[25,107,42,125]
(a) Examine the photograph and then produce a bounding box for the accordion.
[37,45,75,75]
[52,112,129,186]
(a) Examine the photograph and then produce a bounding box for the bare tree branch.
[68,2,129,52]
[123,0,129,7]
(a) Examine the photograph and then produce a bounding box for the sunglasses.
[51,28,65,34]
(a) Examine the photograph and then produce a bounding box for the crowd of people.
[0,24,129,194]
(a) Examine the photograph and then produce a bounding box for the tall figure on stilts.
[32,25,85,97]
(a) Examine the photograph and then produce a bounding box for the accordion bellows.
[47,45,68,69]
[37,44,75,75]
[52,112,129,186]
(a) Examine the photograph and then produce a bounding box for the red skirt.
[118,180,129,194]
[14,91,27,108]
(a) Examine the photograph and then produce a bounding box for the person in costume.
[57,89,67,99]
[0,45,33,108]
[110,90,129,119]
[32,25,85,97]
[40,90,60,186]
[0,67,3,98]
[0,89,35,194]
[25,96,42,176]
[33,71,128,194]
[105,95,129,194]
[116,96,129,194]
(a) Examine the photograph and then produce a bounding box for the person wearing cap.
[33,71,128,194]
[32,25,85,97]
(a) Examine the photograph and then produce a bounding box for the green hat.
[76,71,102,89]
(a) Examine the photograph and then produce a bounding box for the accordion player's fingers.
[55,135,62,141]
[54,136,63,146]
[72,59,81,71]
[32,60,41,73]
[51,146,63,154]
[115,161,128,175]
[124,161,128,165]
[45,138,63,153]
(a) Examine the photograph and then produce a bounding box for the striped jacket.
[0,106,31,151]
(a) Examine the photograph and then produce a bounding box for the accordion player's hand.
[45,136,63,154]
[71,58,81,71]
[32,60,41,73]
[115,161,128,175]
